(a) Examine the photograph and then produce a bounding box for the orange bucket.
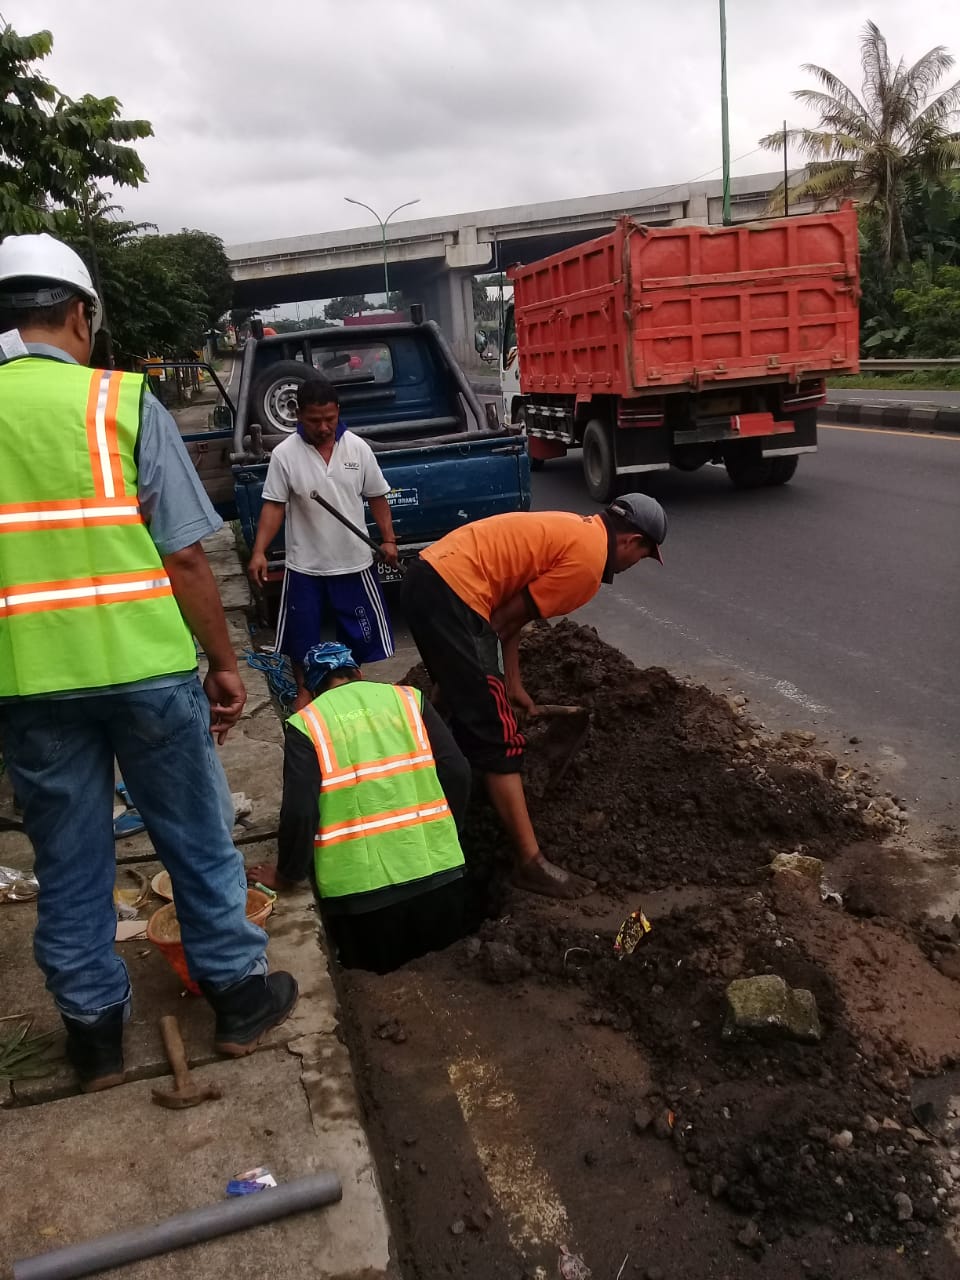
[146,889,274,995]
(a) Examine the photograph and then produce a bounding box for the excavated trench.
[335,622,960,1279]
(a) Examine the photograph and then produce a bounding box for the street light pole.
[719,0,732,226]
[344,196,421,303]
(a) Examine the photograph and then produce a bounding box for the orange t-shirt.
[420,511,610,621]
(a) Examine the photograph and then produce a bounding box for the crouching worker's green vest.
[288,681,465,908]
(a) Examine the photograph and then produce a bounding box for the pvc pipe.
[13,1172,342,1280]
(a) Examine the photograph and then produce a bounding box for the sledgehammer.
[151,1015,222,1110]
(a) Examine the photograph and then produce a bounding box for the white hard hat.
[0,233,102,334]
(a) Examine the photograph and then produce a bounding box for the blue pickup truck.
[181,316,531,585]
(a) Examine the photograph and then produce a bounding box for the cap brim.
[652,542,664,565]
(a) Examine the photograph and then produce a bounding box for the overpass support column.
[420,268,478,368]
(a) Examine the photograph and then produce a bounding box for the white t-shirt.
[261,430,391,576]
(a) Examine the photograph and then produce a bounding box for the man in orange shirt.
[400,495,667,898]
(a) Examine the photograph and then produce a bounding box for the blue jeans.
[0,677,267,1021]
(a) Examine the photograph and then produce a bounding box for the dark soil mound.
[518,620,864,888]
[477,880,946,1247]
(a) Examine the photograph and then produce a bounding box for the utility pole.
[82,188,114,368]
[783,120,790,216]
[344,196,421,303]
[719,0,731,226]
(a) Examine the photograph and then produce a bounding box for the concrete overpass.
[227,170,821,364]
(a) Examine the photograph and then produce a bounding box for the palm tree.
[761,22,960,265]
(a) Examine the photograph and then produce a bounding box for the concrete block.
[723,974,822,1042]
[934,408,960,433]
[770,852,824,882]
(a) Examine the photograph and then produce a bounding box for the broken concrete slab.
[723,974,822,1043]
[770,852,824,882]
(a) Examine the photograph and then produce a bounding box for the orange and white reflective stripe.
[0,496,142,533]
[0,569,173,619]
[396,685,429,751]
[300,701,340,774]
[321,749,437,793]
[315,799,451,848]
[84,369,128,500]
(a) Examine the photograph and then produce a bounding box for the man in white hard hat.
[401,496,667,899]
[0,234,298,1091]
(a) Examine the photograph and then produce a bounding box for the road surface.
[830,387,960,406]
[530,423,960,829]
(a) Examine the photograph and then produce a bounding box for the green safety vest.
[289,681,465,903]
[0,356,197,696]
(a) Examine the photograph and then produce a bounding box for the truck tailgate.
[234,434,531,562]
[512,204,859,395]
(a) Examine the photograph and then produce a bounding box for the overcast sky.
[6,0,958,249]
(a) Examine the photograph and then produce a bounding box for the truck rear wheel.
[582,419,616,503]
[724,454,773,489]
[766,456,799,485]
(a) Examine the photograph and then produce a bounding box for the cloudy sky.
[6,0,958,249]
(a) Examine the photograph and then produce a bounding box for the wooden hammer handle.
[159,1014,192,1090]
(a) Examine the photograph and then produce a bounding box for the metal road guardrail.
[859,358,960,372]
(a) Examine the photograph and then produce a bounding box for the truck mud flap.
[613,422,672,474]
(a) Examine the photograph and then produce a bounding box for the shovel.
[308,490,402,575]
[524,703,592,792]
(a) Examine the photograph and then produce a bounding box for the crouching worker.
[248,643,471,974]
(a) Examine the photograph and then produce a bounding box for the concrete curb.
[821,399,960,433]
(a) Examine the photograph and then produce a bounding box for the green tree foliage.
[0,23,152,235]
[324,295,371,320]
[160,230,234,330]
[858,175,960,355]
[761,22,960,264]
[58,215,220,365]
[892,263,960,355]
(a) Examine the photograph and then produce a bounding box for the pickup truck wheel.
[251,360,312,433]
[766,456,799,485]
[582,419,616,503]
[724,454,774,489]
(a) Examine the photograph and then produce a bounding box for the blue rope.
[244,649,298,709]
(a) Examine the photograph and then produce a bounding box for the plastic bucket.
[146,889,273,994]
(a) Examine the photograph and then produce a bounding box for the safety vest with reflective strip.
[0,356,197,696]
[288,681,465,903]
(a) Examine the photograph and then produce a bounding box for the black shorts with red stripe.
[401,559,525,774]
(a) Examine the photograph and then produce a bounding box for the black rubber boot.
[62,1006,126,1093]
[200,971,299,1057]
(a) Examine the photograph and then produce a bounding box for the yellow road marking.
[822,423,960,442]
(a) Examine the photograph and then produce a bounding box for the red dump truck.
[500,204,860,498]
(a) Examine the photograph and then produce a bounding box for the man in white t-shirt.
[248,376,398,709]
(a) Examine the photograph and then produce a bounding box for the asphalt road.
[531,424,960,829]
[830,388,960,406]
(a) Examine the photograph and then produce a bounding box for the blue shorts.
[276,567,395,667]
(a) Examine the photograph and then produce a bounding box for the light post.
[719,0,731,226]
[344,196,421,303]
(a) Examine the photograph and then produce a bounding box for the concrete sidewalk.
[0,526,396,1279]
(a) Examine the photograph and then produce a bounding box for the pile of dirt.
[516,620,873,888]
[470,871,959,1248]
[371,621,960,1268]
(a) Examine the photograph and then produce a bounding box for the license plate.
[376,560,404,584]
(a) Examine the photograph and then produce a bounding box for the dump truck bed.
[510,204,860,395]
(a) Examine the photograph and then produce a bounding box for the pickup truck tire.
[724,454,774,489]
[251,360,312,433]
[765,456,799,485]
[582,419,616,503]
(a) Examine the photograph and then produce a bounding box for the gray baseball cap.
[606,493,667,563]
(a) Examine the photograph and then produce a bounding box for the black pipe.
[13,1172,342,1280]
